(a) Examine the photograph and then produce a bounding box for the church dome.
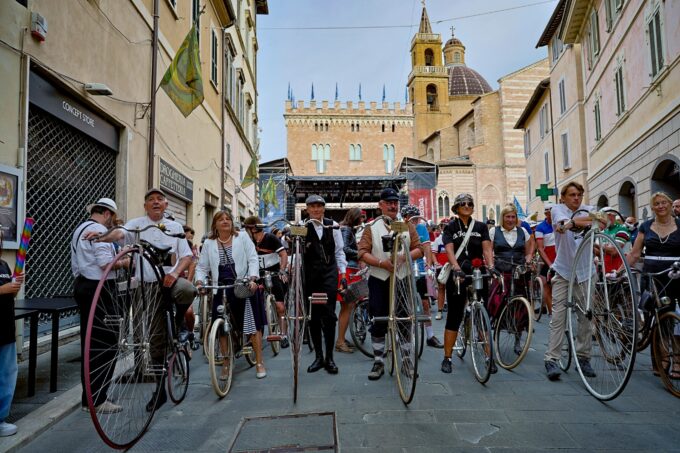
[445,37,463,47]
[448,65,493,96]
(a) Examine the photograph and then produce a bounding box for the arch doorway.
[651,157,680,199]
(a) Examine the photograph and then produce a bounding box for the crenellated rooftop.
[284,100,413,116]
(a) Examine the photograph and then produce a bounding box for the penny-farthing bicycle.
[566,208,637,401]
[369,216,420,404]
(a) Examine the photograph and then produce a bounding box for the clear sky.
[256,0,558,162]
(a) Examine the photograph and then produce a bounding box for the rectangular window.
[561,133,570,170]
[192,0,201,46]
[615,65,626,116]
[558,79,566,115]
[528,175,532,201]
[211,29,218,86]
[539,105,546,139]
[594,100,602,142]
[523,129,531,158]
[588,9,600,63]
[239,163,243,181]
[648,8,664,78]
[226,143,231,168]
[551,37,563,63]
[544,152,550,182]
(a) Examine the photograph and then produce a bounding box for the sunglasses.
[458,202,474,208]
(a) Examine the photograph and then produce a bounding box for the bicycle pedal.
[309,293,328,305]
[266,334,282,342]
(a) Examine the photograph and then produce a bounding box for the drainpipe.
[147,0,160,190]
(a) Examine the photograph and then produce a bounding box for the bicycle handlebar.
[95,224,185,241]
[632,261,680,279]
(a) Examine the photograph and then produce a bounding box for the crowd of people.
[0,185,678,438]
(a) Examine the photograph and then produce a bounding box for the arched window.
[597,195,608,210]
[392,124,395,132]
[454,52,461,63]
[438,192,450,217]
[424,48,434,66]
[383,144,395,173]
[356,123,360,132]
[382,124,385,132]
[426,84,438,111]
[325,123,329,131]
[349,144,362,161]
[618,181,636,217]
[314,123,318,132]
[351,123,355,132]
[651,157,680,199]
[312,144,331,173]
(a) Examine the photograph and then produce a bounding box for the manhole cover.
[227,411,338,452]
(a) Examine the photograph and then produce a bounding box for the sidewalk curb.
[0,385,80,453]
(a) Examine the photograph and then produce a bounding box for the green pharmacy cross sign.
[536,184,557,201]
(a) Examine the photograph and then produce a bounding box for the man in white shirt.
[71,198,125,414]
[544,182,597,381]
[123,188,196,410]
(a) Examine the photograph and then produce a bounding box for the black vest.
[493,227,525,273]
[304,217,336,273]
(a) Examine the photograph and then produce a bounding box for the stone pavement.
[13,311,680,452]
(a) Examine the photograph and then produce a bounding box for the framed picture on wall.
[0,164,23,249]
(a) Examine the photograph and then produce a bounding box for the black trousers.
[304,267,338,359]
[74,276,118,407]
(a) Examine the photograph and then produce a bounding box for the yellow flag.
[241,157,258,188]
[160,24,204,117]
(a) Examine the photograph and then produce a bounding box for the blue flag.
[513,196,527,220]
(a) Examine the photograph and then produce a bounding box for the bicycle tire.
[455,314,468,359]
[567,231,637,401]
[652,311,680,398]
[266,294,281,356]
[636,308,654,352]
[559,330,572,372]
[201,292,212,358]
[350,298,374,358]
[167,349,190,403]
[494,296,534,370]
[287,241,306,403]
[389,232,418,405]
[531,276,544,322]
[208,318,233,398]
[470,303,493,384]
[84,247,166,450]
[243,333,257,367]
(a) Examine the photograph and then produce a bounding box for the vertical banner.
[259,174,286,229]
[409,189,435,221]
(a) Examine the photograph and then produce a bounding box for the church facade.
[284,6,548,222]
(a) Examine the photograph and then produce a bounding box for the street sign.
[536,184,557,201]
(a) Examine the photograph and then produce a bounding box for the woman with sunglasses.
[440,193,495,374]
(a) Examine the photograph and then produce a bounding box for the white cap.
[86,197,118,215]
[543,202,555,211]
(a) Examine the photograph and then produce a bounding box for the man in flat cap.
[303,195,347,374]
[357,188,424,380]
[71,197,124,414]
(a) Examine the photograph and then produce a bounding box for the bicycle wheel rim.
[455,315,467,359]
[350,299,374,358]
[494,297,533,370]
[567,232,637,400]
[391,235,418,404]
[470,305,492,384]
[532,277,544,322]
[267,295,281,356]
[167,349,190,403]
[84,248,165,450]
[418,319,425,359]
[287,239,305,403]
[559,331,572,372]
[201,294,211,357]
[208,319,233,398]
[652,312,680,398]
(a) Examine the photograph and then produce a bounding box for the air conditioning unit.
[31,12,47,42]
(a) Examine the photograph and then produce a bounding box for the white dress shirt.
[71,220,117,280]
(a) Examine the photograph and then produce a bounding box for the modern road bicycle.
[84,224,191,450]
[453,259,499,384]
[565,208,637,401]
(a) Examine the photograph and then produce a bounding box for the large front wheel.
[567,232,637,401]
[389,232,418,405]
[494,296,533,370]
[84,248,166,450]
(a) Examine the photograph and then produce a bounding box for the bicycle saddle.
[140,239,172,266]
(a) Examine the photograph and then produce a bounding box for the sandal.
[256,363,267,379]
[335,342,354,353]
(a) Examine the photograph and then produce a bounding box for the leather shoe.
[325,359,338,374]
[307,357,325,373]
[426,336,444,348]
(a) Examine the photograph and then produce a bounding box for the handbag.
[233,280,252,299]
[437,219,476,284]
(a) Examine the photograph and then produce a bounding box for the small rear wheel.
[167,349,190,403]
[531,276,544,322]
[559,330,572,372]
[350,298,373,358]
[266,294,281,356]
[455,314,468,359]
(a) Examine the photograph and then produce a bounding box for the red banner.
[409,189,435,221]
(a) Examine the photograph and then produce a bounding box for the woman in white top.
[195,210,266,379]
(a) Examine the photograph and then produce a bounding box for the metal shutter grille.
[165,193,187,225]
[25,106,116,299]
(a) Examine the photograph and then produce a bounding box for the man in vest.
[357,188,424,380]
[304,195,347,374]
